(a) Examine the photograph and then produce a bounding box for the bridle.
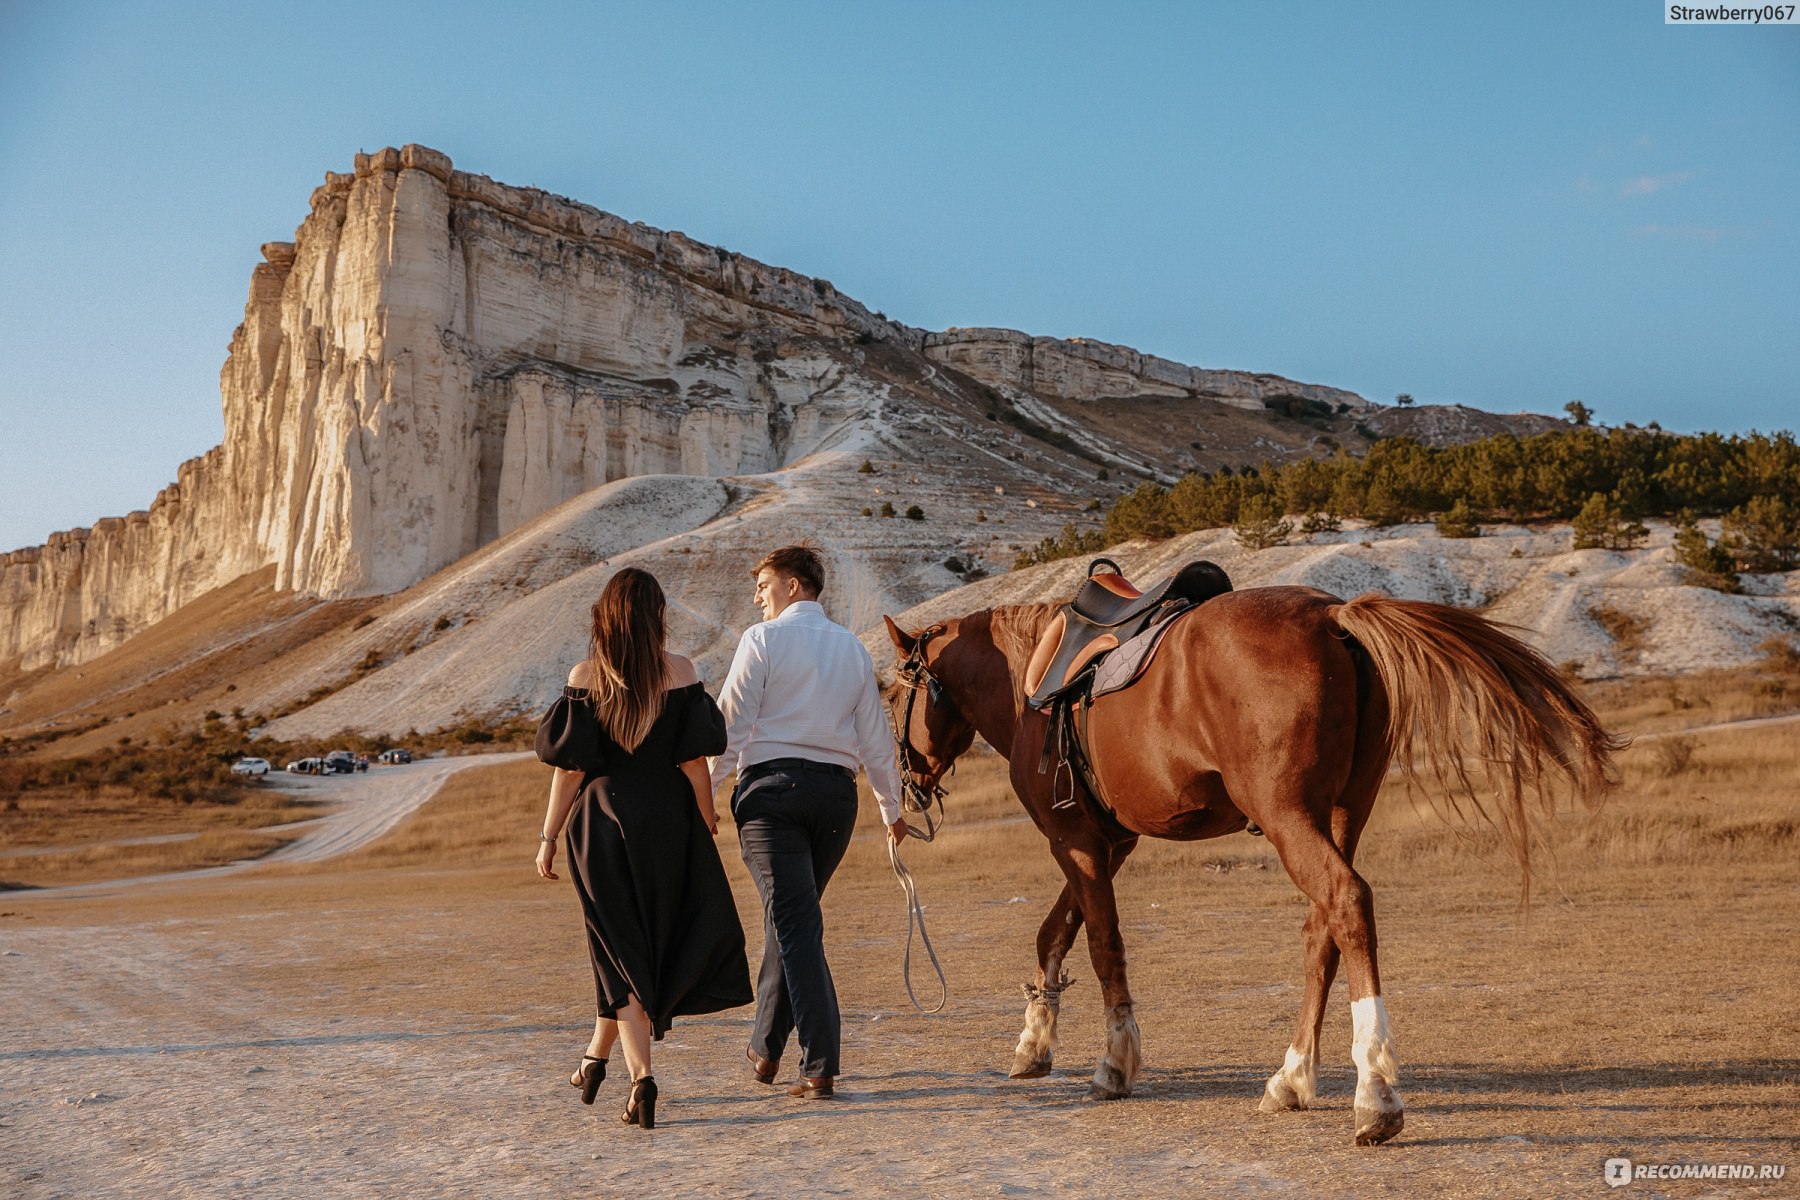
[886,621,955,1013]
[888,622,955,842]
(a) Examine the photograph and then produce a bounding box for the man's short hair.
[755,545,824,598]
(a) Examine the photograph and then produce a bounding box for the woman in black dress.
[534,567,752,1130]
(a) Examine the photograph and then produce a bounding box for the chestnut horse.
[883,586,1622,1145]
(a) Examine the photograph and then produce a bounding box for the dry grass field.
[1581,657,1800,738]
[2,670,1796,1197]
[0,786,319,890]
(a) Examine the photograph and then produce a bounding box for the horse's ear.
[883,614,918,657]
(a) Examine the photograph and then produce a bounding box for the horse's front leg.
[1051,835,1141,1100]
[1010,883,1082,1078]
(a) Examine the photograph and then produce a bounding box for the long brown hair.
[585,568,668,752]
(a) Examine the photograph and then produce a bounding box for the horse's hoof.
[1009,1056,1053,1079]
[1354,1105,1404,1145]
[1086,1064,1131,1100]
[1258,1075,1308,1112]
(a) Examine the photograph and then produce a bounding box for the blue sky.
[0,1,1794,552]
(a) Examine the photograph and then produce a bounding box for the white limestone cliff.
[0,145,1364,671]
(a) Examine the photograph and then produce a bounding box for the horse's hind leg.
[1263,779,1376,1115]
[1009,883,1082,1078]
[1264,813,1403,1145]
[1259,900,1335,1112]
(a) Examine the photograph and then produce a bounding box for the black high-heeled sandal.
[571,1056,607,1105]
[621,1075,658,1129]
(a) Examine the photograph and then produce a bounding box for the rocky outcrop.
[922,327,1368,411]
[1363,403,1566,446]
[0,145,1364,671]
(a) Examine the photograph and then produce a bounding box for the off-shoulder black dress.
[536,682,751,1038]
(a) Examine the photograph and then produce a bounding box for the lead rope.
[888,834,947,1013]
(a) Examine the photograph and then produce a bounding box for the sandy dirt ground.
[2,746,1796,1197]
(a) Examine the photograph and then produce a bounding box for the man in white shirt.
[710,545,908,1099]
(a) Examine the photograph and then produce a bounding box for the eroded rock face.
[922,327,1366,410]
[0,144,1362,670]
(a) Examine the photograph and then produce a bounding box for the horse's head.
[883,615,979,821]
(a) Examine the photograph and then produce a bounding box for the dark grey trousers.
[733,763,859,1079]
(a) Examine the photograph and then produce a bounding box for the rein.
[888,836,946,1013]
[885,624,952,1013]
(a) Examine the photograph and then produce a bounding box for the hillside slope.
[879,519,1799,682]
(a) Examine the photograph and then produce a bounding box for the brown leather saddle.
[1026,558,1232,710]
[1025,558,1232,813]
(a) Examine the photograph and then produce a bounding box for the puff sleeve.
[536,688,613,774]
[670,684,728,764]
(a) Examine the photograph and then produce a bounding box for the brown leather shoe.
[746,1046,779,1086]
[787,1075,834,1099]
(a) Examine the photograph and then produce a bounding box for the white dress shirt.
[709,600,905,825]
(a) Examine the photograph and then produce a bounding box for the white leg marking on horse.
[1009,966,1067,1078]
[1012,995,1056,1060]
[1088,1004,1141,1099]
[1350,996,1397,1086]
[1259,1043,1317,1111]
[1350,995,1404,1144]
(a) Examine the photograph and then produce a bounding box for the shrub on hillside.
[1722,495,1800,572]
[1434,498,1481,539]
[1571,492,1649,551]
[1015,523,1107,569]
[1234,495,1293,550]
[1673,513,1741,593]
[1300,511,1341,535]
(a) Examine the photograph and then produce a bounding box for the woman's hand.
[679,758,718,836]
[536,836,558,880]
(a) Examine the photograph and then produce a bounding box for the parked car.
[230,757,271,777]
[286,757,322,774]
[378,748,413,765]
[324,750,357,774]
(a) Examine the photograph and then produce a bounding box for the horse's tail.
[1329,593,1628,893]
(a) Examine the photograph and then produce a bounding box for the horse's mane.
[978,603,1059,670]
